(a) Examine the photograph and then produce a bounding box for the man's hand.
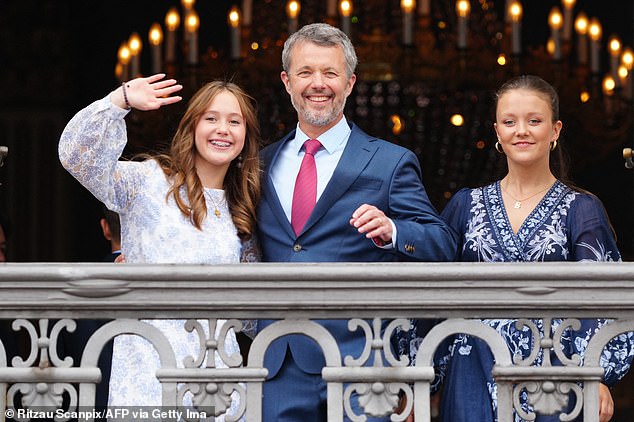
[350,204,393,244]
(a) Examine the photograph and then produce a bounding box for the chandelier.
[113,0,633,207]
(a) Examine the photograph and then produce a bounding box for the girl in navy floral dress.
[402,75,634,422]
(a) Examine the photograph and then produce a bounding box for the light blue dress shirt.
[270,116,396,246]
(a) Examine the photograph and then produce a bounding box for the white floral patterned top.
[59,96,246,420]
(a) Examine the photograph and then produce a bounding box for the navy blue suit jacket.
[257,122,457,376]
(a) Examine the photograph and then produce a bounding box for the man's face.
[281,41,356,136]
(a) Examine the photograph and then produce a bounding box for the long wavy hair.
[154,81,261,239]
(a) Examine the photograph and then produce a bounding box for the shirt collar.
[291,117,351,155]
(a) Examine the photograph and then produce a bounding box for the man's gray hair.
[282,23,357,78]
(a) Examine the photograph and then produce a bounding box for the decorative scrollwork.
[7,382,76,421]
[340,318,411,420]
[179,319,246,420]
[178,382,245,421]
[344,382,409,422]
[10,319,77,368]
[183,318,244,370]
[514,381,582,421]
[513,318,583,367]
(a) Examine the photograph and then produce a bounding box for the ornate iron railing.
[1,262,633,421]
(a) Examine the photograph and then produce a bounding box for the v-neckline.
[497,180,555,236]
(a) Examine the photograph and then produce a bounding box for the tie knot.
[303,139,322,156]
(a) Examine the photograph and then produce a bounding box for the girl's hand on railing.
[599,382,614,422]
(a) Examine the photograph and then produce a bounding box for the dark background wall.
[0,0,632,263]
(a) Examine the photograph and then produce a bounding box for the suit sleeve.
[389,150,458,261]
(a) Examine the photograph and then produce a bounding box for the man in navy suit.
[257,23,457,421]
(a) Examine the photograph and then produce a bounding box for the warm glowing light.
[229,7,240,27]
[588,18,602,41]
[450,114,464,126]
[580,91,590,103]
[603,75,615,94]
[128,33,142,55]
[548,7,562,29]
[509,1,522,21]
[149,23,163,46]
[118,43,131,64]
[476,140,486,149]
[574,13,588,34]
[618,65,628,79]
[340,0,352,17]
[401,0,415,13]
[622,48,634,70]
[114,62,123,79]
[562,0,575,9]
[456,0,470,18]
[186,11,200,33]
[497,54,507,66]
[251,42,260,50]
[165,8,180,31]
[390,115,403,135]
[546,38,555,55]
[287,1,301,18]
[608,36,621,57]
[181,0,195,9]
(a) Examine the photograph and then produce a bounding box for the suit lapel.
[262,131,296,239]
[300,125,378,235]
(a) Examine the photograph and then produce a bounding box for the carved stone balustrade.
[1,262,634,421]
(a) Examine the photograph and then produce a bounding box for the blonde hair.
[155,81,261,239]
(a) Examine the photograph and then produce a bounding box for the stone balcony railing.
[1,262,634,421]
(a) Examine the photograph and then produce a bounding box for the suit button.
[293,244,302,252]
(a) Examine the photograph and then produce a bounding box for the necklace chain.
[204,190,226,218]
[501,182,551,209]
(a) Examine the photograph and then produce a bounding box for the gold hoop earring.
[495,141,503,154]
[550,140,558,151]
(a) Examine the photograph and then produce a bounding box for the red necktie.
[291,139,322,236]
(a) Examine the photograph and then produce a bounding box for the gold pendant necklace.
[204,190,225,218]
[501,182,551,209]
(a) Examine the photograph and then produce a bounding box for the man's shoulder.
[349,123,413,156]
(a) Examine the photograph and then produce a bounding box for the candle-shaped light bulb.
[148,23,163,74]
[589,18,602,74]
[166,8,180,31]
[509,1,522,56]
[548,7,562,60]
[622,48,634,100]
[165,8,180,63]
[117,42,131,81]
[185,10,199,65]
[609,36,622,57]
[181,0,195,10]
[603,75,615,94]
[456,0,470,50]
[608,35,622,86]
[622,48,634,70]
[562,0,575,42]
[287,1,300,34]
[128,32,142,77]
[575,13,588,66]
[340,0,352,37]
[401,0,415,46]
[229,7,241,60]
[229,8,240,26]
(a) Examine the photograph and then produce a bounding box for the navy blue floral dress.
[400,180,634,422]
